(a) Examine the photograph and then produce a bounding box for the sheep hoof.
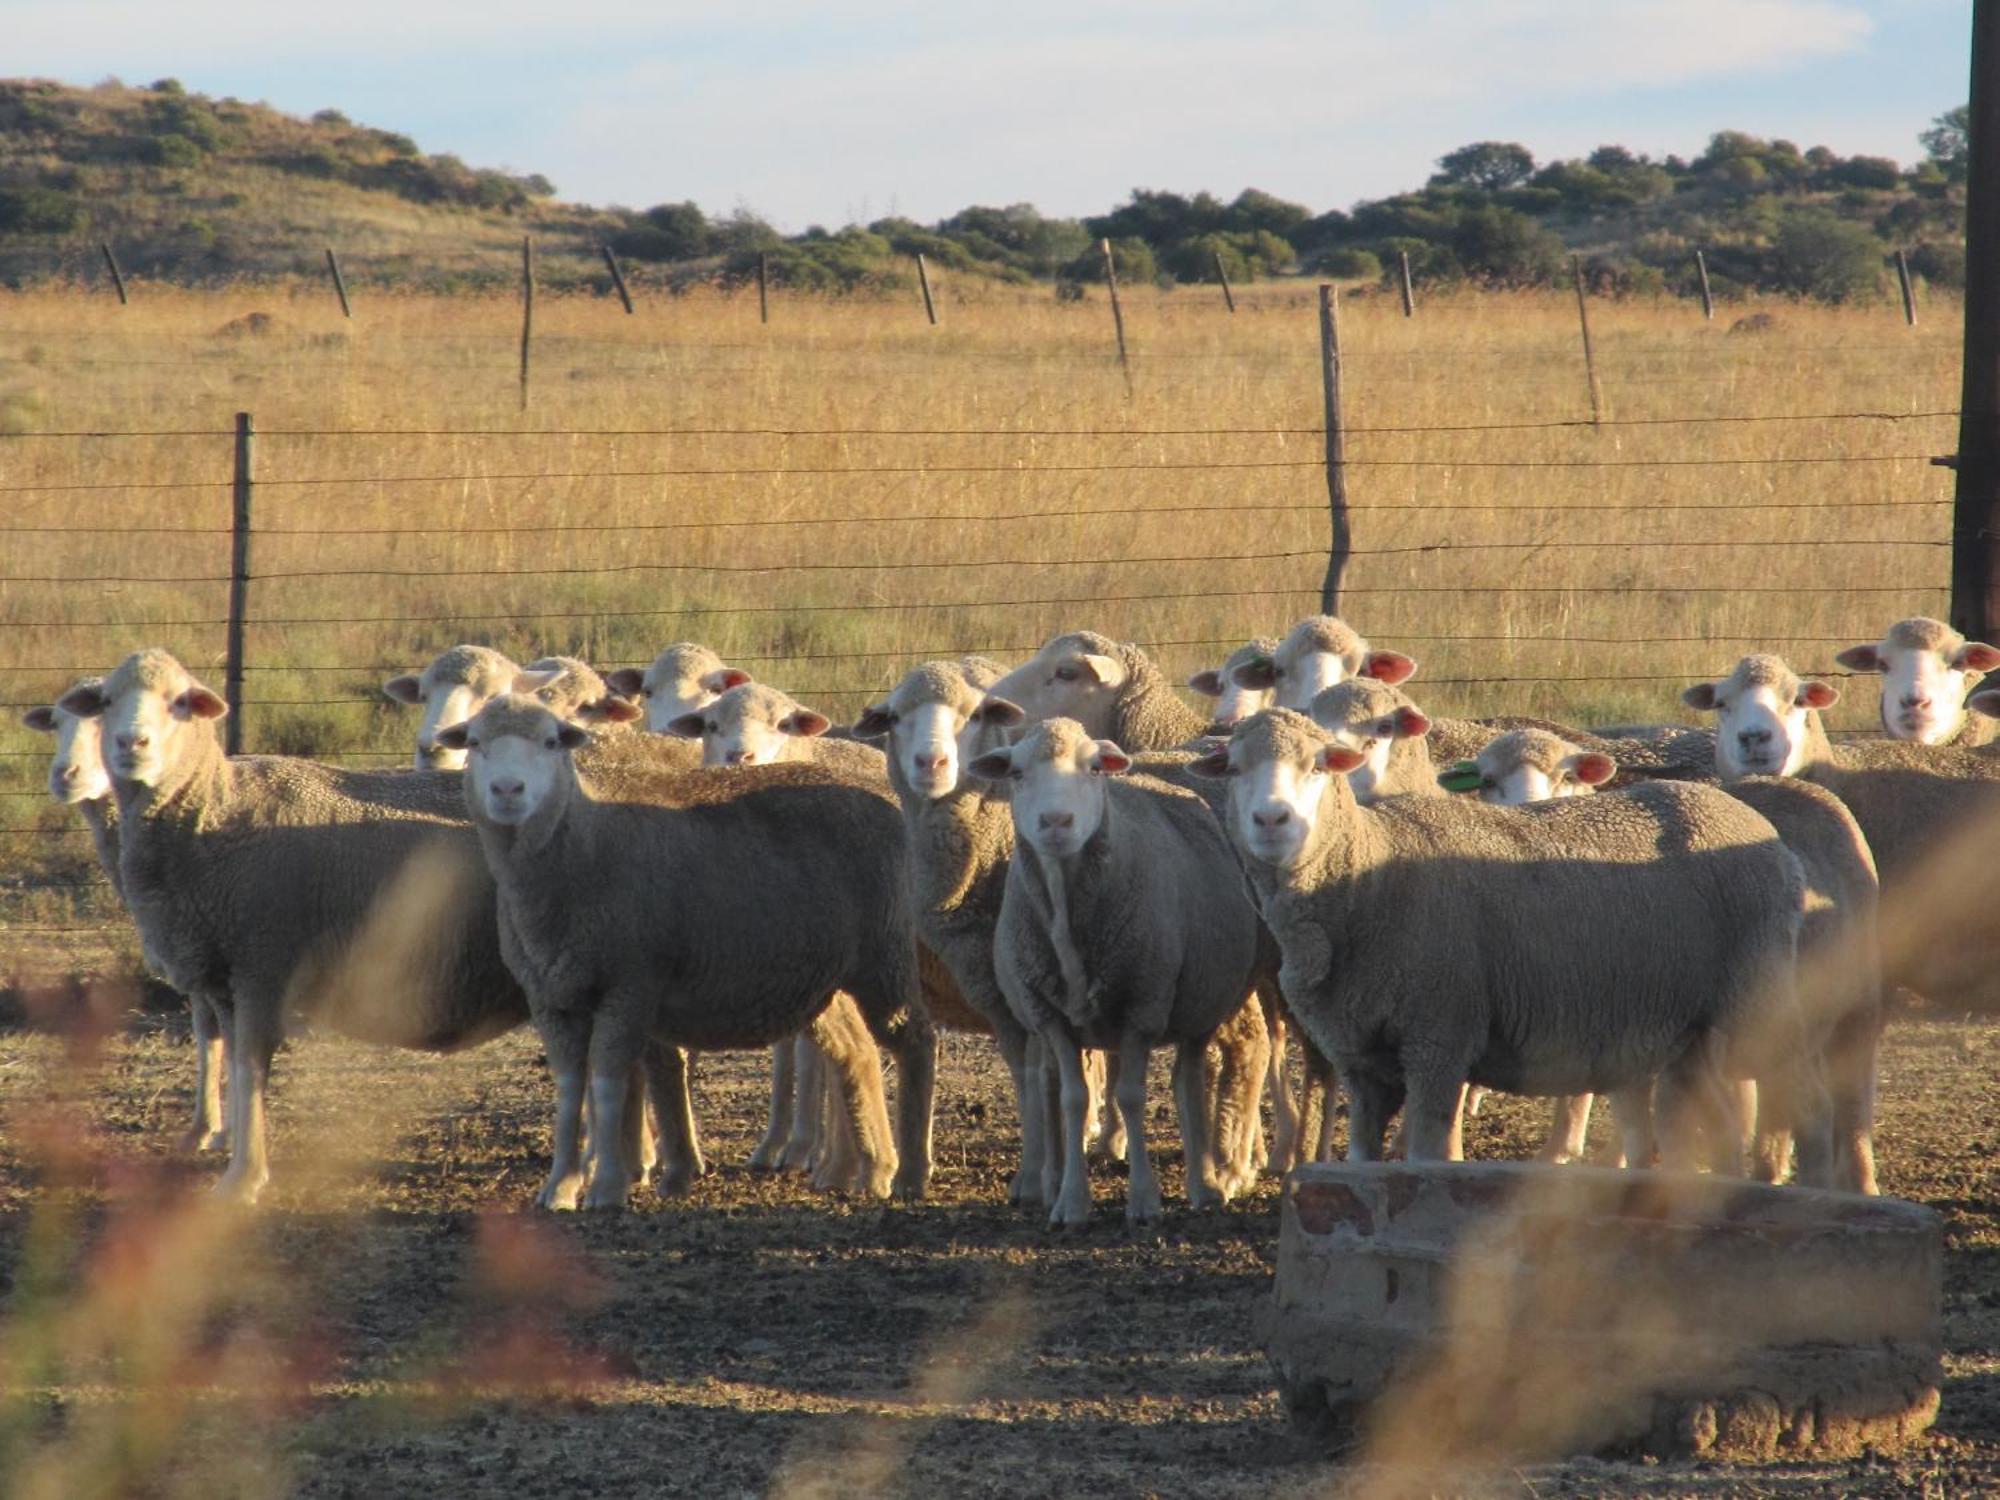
[537,1173,585,1212]
[1048,1185,1092,1228]
[656,1160,696,1198]
[177,1125,228,1154]
[211,1166,267,1206]
[1007,1170,1042,1208]
[582,1180,630,1211]
[745,1146,782,1173]
[1125,1190,1162,1225]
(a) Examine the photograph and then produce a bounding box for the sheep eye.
[641,688,654,699]
[1054,666,1078,681]
[544,737,559,749]
[706,721,719,734]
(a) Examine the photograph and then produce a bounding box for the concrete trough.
[1259,1162,1942,1462]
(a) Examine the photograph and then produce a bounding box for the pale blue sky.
[2,1,1972,228]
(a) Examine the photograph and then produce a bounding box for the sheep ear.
[782,710,831,738]
[1391,706,1431,739]
[1969,687,2000,720]
[852,704,895,740]
[1079,653,1124,687]
[557,724,591,750]
[1319,745,1367,775]
[1187,668,1225,698]
[1230,655,1278,690]
[974,696,1026,726]
[435,723,471,751]
[1798,680,1840,711]
[1186,748,1235,778]
[968,749,1014,780]
[1570,752,1616,786]
[1092,741,1131,774]
[58,683,107,718]
[706,667,752,692]
[512,667,563,694]
[587,694,644,725]
[1363,651,1417,686]
[21,706,58,733]
[1833,645,1884,673]
[178,686,228,720]
[605,667,644,697]
[1437,762,1483,794]
[665,711,706,738]
[1682,683,1720,712]
[383,673,425,705]
[1955,642,2000,674]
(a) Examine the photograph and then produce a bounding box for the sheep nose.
[489,777,525,799]
[1900,693,1930,710]
[724,749,749,765]
[1252,805,1291,829]
[58,764,79,784]
[1039,811,1074,831]
[1737,728,1771,749]
[914,751,946,773]
[115,732,148,751]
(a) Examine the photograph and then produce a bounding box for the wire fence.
[0,306,1964,954]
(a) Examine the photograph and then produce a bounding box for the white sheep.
[1193,709,1831,1182]
[1227,616,1416,713]
[605,642,751,736]
[1187,638,1280,731]
[970,718,1268,1226]
[1834,616,2000,748]
[440,692,935,1210]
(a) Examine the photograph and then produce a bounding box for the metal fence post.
[1318,285,1351,614]
[225,412,254,755]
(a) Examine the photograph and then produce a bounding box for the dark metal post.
[518,236,534,410]
[225,412,254,755]
[1694,250,1715,320]
[100,243,128,304]
[1954,0,2000,641]
[601,244,635,314]
[757,252,770,324]
[1099,237,1129,375]
[916,252,938,325]
[1213,249,1236,313]
[325,247,352,318]
[1318,285,1351,614]
[1896,249,1918,327]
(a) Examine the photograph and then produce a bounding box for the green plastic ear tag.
[1437,761,1483,794]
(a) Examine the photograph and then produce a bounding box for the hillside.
[0,77,1969,302]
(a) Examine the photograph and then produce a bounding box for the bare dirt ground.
[0,1008,1994,1498]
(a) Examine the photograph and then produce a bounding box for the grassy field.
[0,281,1992,1493]
[0,279,1963,976]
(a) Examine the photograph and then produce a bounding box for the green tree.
[1433,141,1536,191]
[1921,105,1969,181]
[1768,207,1883,301]
[1451,203,1564,284]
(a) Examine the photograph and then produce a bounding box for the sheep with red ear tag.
[1228,615,1414,714]
[1305,678,1439,804]
[969,717,1267,1229]
[1471,728,1616,807]
[606,642,752,736]
[1835,616,2000,748]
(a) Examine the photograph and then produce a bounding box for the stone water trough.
[1260,1162,1942,1462]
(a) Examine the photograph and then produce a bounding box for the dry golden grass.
[0,278,1961,971]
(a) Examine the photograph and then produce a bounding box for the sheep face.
[1835,617,2000,746]
[855,661,1023,800]
[670,683,829,768]
[970,719,1129,859]
[67,650,227,788]
[383,645,520,771]
[1188,638,1277,732]
[1231,617,1415,714]
[1472,728,1615,806]
[1684,655,1837,781]
[1192,709,1355,871]
[22,692,113,805]
[981,631,1129,736]
[515,658,643,729]
[1306,680,1430,803]
[613,644,749,735]
[439,697,588,827]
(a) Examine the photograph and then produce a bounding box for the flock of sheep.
[23,613,2000,1225]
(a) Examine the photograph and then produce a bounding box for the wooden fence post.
[518,236,534,411]
[1952,0,2000,644]
[99,243,128,305]
[325,247,352,319]
[1896,249,1918,327]
[1397,250,1415,318]
[757,252,770,324]
[1572,255,1605,425]
[1213,250,1236,313]
[1318,285,1351,614]
[601,244,635,315]
[225,411,254,756]
[1694,250,1715,321]
[916,252,938,325]
[1099,238,1130,383]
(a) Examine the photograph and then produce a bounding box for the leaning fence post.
[1397,251,1416,317]
[1099,238,1131,390]
[225,411,254,756]
[1896,249,1919,327]
[1572,254,1605,426]
[325,247,352,319]
[1213,249,1237,313]
[1317,285,1351,614]
[99,242,129,305]
[1694,249,1715,320]
[916,252,939,325]
[518,236,534,411]
[757,252,770,324]
[601,244,635,315]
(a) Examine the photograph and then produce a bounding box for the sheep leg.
[1044,1030,1094,1229]
[1340,1063,1402,1163]
[1265,1002,1302,1173]
[1396,1064,1462,1163]
[1116,1033,1163,1223]
[621,1060,655,1189]
[1174,1037,1230,1212]
[1539,1094,1594,1164]
[1031,1037,1064,1207]
[1759,1053,1836,1191]
[1657,1041,1737,1175]
[643,1042,702,1196]
[784,1037,825,1173]
[748,1040,797,1172]
[178,992,229,1154]
[810,998,897,1199]
[1825,1003,1882,1195]
[1087,1049,1127,1163]
[1606,1083,1654,1170]
[1744,1078,1791,1184]
[1304,1044,1339,1163]
[212,997,277,1206]
[990,1020,1041,1207]
[1208,998,1271,1197]
[535,1009,592,1212]
[891,1022,938,1201]
[580,1003,651,1211]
